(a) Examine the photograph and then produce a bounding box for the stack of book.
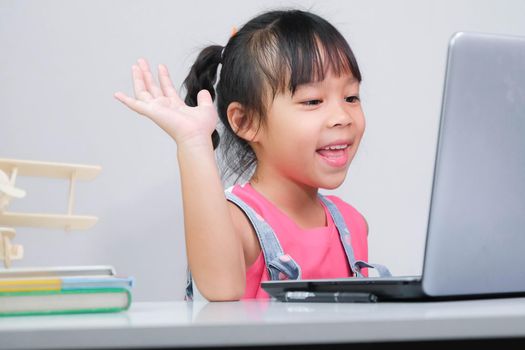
[0,265,133,316]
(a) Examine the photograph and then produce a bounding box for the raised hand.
[114,58,218,148]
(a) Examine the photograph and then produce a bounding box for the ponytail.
[183,45,223,149]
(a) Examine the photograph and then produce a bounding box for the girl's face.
[252,69,365,191]
[254,67,365,189]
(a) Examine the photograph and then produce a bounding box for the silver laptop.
[262,31,525,302]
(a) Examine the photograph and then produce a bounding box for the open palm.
[114,58,218,146]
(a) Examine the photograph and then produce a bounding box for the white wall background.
[1,0,524,301]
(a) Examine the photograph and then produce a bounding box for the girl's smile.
[316,140,353,168]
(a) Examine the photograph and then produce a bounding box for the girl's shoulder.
[322,194,362,215]
[225,183,262,211]
[322,194,368,235]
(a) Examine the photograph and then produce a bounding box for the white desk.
[1,298,525,349]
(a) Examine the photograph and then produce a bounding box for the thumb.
[196,89,213,107]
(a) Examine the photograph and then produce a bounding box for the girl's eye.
[345,96,360,103]
[301,99,322,106]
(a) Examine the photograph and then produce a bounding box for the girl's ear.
[227,102,260,142]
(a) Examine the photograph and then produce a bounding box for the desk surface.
[2,298,525,349]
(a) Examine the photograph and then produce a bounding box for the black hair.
[183,9,361,183]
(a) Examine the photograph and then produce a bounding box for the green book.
[0,288,131,317]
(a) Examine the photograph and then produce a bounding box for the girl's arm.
[114,59,246,301]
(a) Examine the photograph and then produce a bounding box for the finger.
[158,64,184,106]
[197,89,214,107]
[114,91,150,116]
[137,58,163,98]
[132,65,153,101]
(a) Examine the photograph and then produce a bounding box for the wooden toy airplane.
[0,158,101,268]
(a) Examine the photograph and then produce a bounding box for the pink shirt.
[232,183,369,299]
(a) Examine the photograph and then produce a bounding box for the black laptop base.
[262,278,525,303]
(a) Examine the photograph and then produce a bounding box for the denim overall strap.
[225,191,302,281]
[185,265,194,301]
[318,194,392,278]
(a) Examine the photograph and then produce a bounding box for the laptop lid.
[421,32,525,297]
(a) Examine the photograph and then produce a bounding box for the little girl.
[115,9,389,301]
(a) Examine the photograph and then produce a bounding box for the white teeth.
[323,144,348,150]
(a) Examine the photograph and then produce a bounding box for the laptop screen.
[422,32,525,297]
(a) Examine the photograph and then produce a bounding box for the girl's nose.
[327,101,353,128]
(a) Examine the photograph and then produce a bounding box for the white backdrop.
[1,0,524,301]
